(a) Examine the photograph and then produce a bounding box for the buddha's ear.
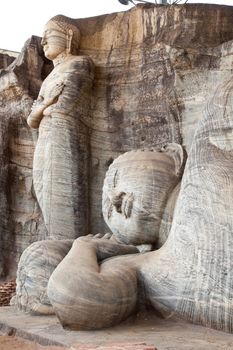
[66,29,73,54]
[161,143,186,176]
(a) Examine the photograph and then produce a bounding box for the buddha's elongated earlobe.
[66,29,73,54]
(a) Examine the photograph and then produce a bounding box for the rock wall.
[1,4,233,278]
[0,53,16,70]
[0,37,51,279]
[77,4,233,233]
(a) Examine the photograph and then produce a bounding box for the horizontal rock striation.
[140,74,233,333]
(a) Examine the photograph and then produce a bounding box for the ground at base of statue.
[0,307,233,350]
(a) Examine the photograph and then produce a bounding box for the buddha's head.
[102,144,184,246]
[41,15,81,60]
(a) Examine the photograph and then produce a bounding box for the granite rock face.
[0,52,16,70]
[0,37,51,279]
[78,3,233,237]
[1,4,233,278]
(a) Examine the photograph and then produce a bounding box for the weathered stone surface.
[0,36,51,279]
[0,52,16,70]
[71,344,157,350]
[11,240,73,314]
[1,4,233,281]
[78,4,233,236]
[138,74,233,332]
[1,307,233,349]
[0,335,66,350]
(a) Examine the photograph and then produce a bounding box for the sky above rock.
[0,0,232,52]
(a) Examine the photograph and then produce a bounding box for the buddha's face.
[41,21,67,61]
[103,165,158,245]
[102,149,182,246]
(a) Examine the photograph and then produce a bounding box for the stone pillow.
[11,239,73,314]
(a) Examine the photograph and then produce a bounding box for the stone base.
[0,307,233,349]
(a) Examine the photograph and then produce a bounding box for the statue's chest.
[42,68,67,96]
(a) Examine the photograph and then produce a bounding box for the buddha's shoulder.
[67,55,94,72]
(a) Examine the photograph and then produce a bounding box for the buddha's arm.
[27,82,65,129]
[47,237,139,330]
[27,97,47,129]
[43,57,94,123]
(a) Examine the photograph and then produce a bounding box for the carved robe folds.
[33,56,94,239]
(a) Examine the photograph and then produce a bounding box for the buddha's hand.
[29,81,63,112]
[75,235,139,261]
[27,97,47,128]
[30,96,45,112]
